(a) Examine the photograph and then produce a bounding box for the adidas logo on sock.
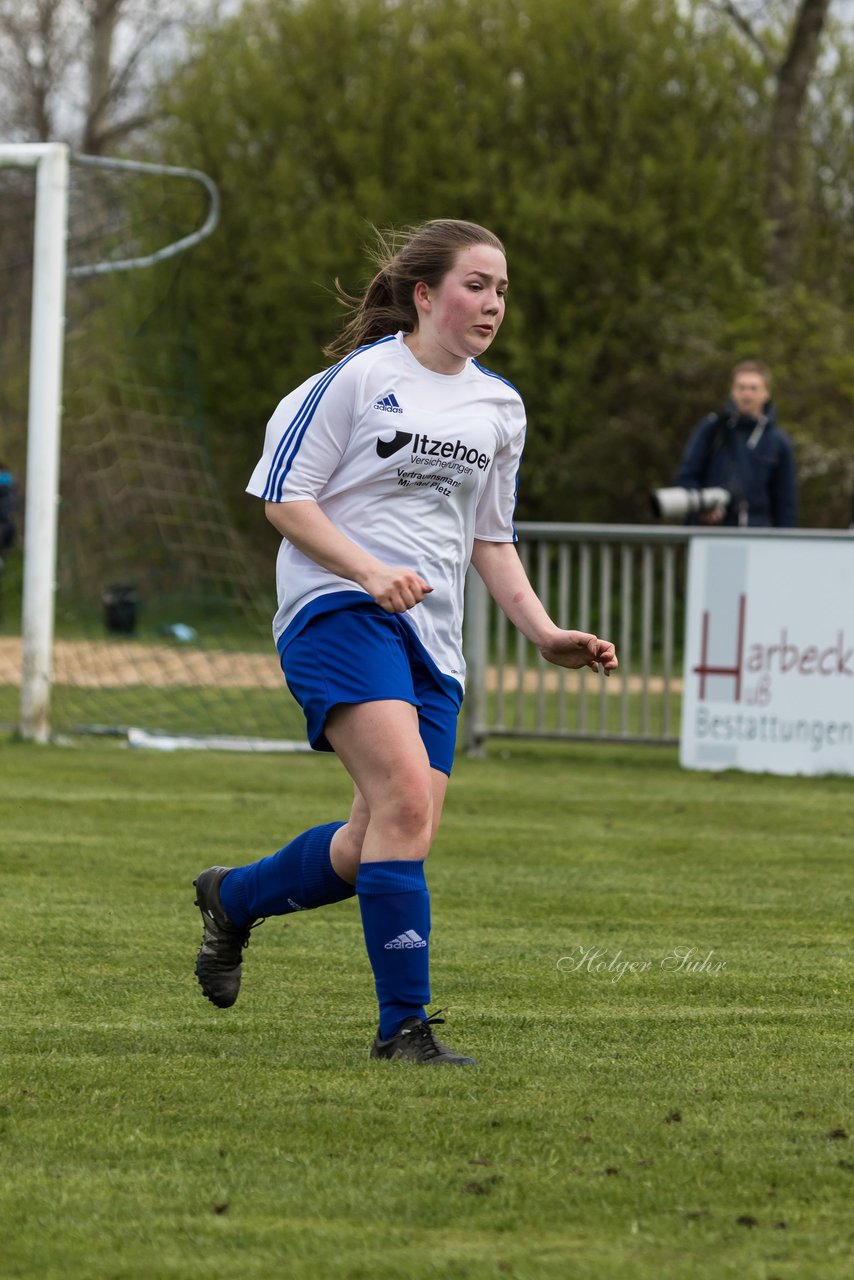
[373,392,403,414]
[384,929,427,950]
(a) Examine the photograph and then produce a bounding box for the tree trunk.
[765,0,832,288]
[83,0,122,155]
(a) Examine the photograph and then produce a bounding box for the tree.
[708,1,854,516]
[0,0,213,153]
[45,0,854,528]
[152,0,779,522]
[767,0,833,287]
[0,0,221,491]
[713,0,834,287]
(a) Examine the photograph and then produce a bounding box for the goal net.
[0,146,306,748]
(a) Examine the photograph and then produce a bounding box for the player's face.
[410,244,508,374]
[731,373,769,418]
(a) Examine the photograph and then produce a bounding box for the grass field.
[2,736,852,1279]
[0,678,678,745]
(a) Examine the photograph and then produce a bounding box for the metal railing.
[461,522,853,754]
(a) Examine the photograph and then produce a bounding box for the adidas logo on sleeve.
[373,392,403,414]
[384,929,427,950]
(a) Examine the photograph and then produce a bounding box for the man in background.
[674,361,798,527]
[0,461,19,565]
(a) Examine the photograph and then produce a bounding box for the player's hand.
[698,508,724,524]
[361,565,433,613]
[538,629,618,676]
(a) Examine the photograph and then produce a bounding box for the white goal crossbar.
[1,142,219,741]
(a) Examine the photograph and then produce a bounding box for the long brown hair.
[324,219,505,359]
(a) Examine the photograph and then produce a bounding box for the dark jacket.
[0,467,18,552]
[675,401,798,527]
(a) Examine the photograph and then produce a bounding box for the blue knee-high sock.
[219,821,353,926]
[356,859,431,1040]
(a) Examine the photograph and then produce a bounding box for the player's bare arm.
[265,499,432,613]
[470,539,618,675]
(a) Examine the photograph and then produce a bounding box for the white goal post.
[0,143,69,742]
[1,142,220,742]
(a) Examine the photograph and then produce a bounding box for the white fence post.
[463,568,489,756]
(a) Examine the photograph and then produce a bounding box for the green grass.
[0,680,678,743]
[0,682,307,740]
[1,738,852,1279]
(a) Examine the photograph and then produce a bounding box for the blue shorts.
[277,599,464,776]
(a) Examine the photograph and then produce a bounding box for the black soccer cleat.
[193,866,260,1008]
[370,1010,476,1065]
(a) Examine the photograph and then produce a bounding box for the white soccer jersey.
[246,332,526,686]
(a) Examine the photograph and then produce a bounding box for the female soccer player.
[193,219,618,1065]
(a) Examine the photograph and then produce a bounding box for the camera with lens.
[649,486,731,521]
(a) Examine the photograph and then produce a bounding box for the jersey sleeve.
[246,360,359,503]
[473,398,527,542]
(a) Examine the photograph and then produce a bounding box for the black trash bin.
[102,583,140,634]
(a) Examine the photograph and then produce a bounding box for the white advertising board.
[680,537,854,776]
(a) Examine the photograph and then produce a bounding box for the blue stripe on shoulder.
[472,360,521,395]
[263,335,396,501]
[511,463,521,542]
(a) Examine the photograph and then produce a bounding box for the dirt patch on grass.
[0,637,283,689]
[0,636,681,692]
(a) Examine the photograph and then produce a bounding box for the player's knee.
[380,776,434,844]
[333,822,365,870]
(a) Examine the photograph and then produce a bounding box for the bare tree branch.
[0,0,73,139]
[107,17,182,113]
[714,0,777,70]
[91,109,157,148]
[0,0,206,150]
